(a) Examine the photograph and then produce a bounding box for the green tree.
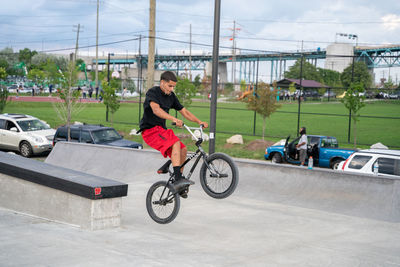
[224,82,234,96]
[18,48,37,67]
[0,48,19,75]
[0,67,7,80]
[0,59,9,71]
[31,53,68,72]
[341,82,366,149]
[175,77,196,108]
[27,68,46,86]
[245,82,282,140]
[240,80,247,92]
[43,60,63,87]
[284,58,322,82]
[193,75,201,92]
[52,61,85,140]
[341,62,372,89]
[101,80,120,125]
[318,68,342,87]
[0,86,9,113]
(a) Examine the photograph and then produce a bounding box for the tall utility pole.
[95,0,99,90]
[147,0,156,90]
[231,20,236,85]
[73,24,81,62]
[209,0,221,154]
[189,24,192,81]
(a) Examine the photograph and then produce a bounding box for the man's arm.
[179,108,208,128]
[150,101,184,126]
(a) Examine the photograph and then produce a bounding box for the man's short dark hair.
[160,71,177,82]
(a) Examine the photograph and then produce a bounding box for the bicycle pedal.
[179,189,189,199]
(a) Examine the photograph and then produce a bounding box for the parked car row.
[337,149,400,177]
[278,89,400,100]
[264,134,399,177]
[0,113,142,157]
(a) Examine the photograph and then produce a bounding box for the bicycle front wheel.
[146,181,180,224]
[200,152,239,199]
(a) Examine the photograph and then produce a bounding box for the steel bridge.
[91,45,400,82]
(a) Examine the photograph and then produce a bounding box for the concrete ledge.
[0,152,128,230]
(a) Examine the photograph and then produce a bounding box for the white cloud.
[382,14,400,31]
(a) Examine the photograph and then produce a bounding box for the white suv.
[337,149,400,177]
[0,113,56,157]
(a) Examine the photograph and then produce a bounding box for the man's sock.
[173,166,182,180]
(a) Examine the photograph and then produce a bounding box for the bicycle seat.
[157,160,172,174]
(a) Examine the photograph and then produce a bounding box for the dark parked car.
[53,124,143,149]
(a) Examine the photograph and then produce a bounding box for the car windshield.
[92,129,122,143]
[17,119,51,132]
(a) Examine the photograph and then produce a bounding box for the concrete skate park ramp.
[46,142,400,222]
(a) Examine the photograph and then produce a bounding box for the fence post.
[296,55,304,137]
[347,56,355,143]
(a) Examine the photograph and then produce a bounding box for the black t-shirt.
[139,86,184,130]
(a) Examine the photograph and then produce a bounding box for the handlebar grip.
[171,122,185,126]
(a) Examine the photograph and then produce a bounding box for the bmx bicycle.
[146,123,239,224]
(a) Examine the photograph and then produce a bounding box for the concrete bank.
[1,142,400,266]
[47,142,400,222]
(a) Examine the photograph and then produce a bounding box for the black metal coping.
[0,152,128,200]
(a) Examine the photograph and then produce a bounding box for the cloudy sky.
[1,0,400,81]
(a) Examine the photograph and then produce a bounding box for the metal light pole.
[209,0,221,154]
[106,53,114,122]
[137,35,143,123]
[296,55,304,137]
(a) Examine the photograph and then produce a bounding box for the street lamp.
[335,33,358,46]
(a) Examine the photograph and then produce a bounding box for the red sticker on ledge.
[94,187,102,195]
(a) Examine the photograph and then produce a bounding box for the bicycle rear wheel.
[200,152,239,199]
[146,181,180,224]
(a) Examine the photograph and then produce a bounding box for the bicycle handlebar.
[171,122,204,142]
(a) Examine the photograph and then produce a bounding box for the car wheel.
[271,153,282,163]
[330,159,342,170]
[20,141,33,158]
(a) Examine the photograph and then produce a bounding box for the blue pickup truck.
[264,135,355,169]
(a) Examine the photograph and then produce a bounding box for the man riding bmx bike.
[139,71,208,196]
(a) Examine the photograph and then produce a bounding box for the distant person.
[95,86,99,99]
[89,85,93,98]
[296,127,308,166]
[49,84,53,97]
[17,85,22,98]
[122,87,127,99]
[32,84,37,96]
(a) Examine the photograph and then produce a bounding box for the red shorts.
[142,126,186,158]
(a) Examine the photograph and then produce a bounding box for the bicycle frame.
[166,124,208,182]
[156,124,226,202]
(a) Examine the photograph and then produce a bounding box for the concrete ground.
[1,145,400,266]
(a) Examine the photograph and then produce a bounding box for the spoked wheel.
[146,181,180,224]
[200,152,239,199]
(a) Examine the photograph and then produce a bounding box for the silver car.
[0,113,56,157]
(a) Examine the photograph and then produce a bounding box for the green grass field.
[4,98,400,159]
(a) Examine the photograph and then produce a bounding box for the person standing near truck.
[296,127,308,166]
